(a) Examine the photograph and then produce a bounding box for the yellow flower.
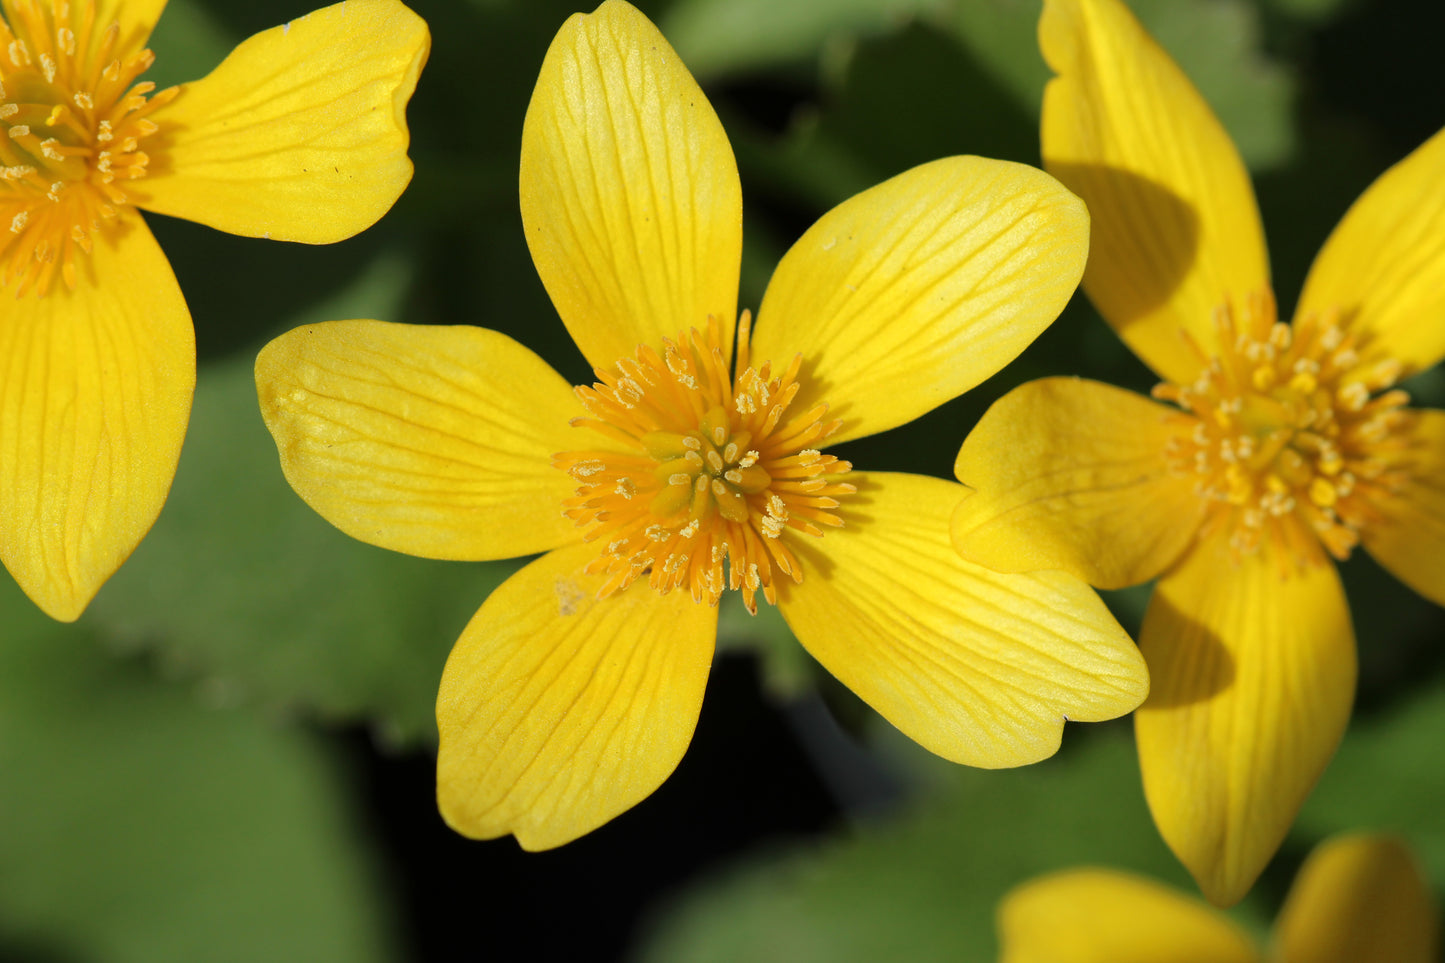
[0,0,428,620]
[952,0,1445,905]
[997,834,1440,963]
[255,0,1149,850]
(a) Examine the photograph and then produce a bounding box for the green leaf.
[662,0,950,79]
[0,581,396,963]
[637,724,1261,962]
[89,254,521,746]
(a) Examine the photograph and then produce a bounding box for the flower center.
[0,0,175,296]
[554,312,856,613]
[1154,290,1414,562]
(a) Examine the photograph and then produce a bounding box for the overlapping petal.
[778,472,1147,768]
[1295,126,1445,376]
[1039,0,1269,383]
[952,377,1205,589]
[436,541,717,850]
[1273,834,1439,963]
[255,320,582,562]
[752,157,1089,446]
[1136,530,1356,906]
[998,868,1260,963]
[0,217,193,621]
[91,0,167,48]
[139,0,428,244]
[1358,408,1445,607]
[520,0,742,372]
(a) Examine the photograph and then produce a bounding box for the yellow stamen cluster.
[554,311,856,613]
[0,0,176,295]
[1155,290,1414,564]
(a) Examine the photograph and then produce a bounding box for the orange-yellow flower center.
[0,0,175,295]
[1155,290,1414,563]
[554,312,856,614]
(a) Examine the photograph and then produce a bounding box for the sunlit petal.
[140,0,428,243]
[998,868,1260,963]
[436,541,717,849]
[1136,531,1355,906]
[520,0,742,371]
[1295,127,1445,376]
[1273,834,1439,963]
[1040,0,1269,382]
[256,320,582,562]
[752,156,1088,445]
[0,217,193,620]
[779,472,1148,768]
[1358,408,1445,607]
[952,377,1204,589]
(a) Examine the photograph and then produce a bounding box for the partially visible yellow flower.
[998,833,1440,963]
[255,0,1148,850]
[952,0,1445,905]
[0,0,428,620]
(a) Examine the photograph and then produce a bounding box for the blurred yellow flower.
[0,0,427,620]
[952,0,1445,905]
[256,0,1148,850]
[998,834,1439,963]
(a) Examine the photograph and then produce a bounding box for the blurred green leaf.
[0,582,396,963]
[636,725,1264,961]
[146,0,241,90]
[88,255,521,746]
[663,0,949,79]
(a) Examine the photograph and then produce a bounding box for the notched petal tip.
[435,543,717,849]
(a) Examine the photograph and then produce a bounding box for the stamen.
[554,315,854,611]
[1158,292,1416,568]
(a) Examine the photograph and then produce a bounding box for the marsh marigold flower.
[997,834,1440,963]
[255,0,1148,849]
[0,0,427,620]
[951,0,1445,906]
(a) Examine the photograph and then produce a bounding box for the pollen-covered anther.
[554,312,856,613]
[1155,290,1416,565]
[0,0,179,296]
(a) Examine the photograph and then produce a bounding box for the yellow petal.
[1295,126,1445,376]
[1273,834,1439,963]
[1136,531,1355,907]
[778,472,1148,768]
[256,320,584,562]
[998,868,1260,963]
[73,0,167,50]
[0,216,194,621]
[1359,408,1445,606]
[752,156,1089,446]
[952,377,1205,589]
[520,0,741,371]
[436,540,717,849]
[139,0,428,243]
[1040,0,1269,383]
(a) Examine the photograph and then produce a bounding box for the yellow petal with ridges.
[952,377,1205,589]
[998,868,1260,963]
[1273,834,1439,963]
[255,320,581,562]
[0,215,194,621]
[1136,531,1355,907]
[520,0,742,371]
[752,156,1088,446]
[436,540,717,849]
[779,472,1147,768]
[1295,126,1445,376]
[139,0,427,243]
[1040,0,1269,383]
[1359,408,1445,606]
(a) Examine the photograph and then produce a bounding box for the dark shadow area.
[352,655,840,962]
